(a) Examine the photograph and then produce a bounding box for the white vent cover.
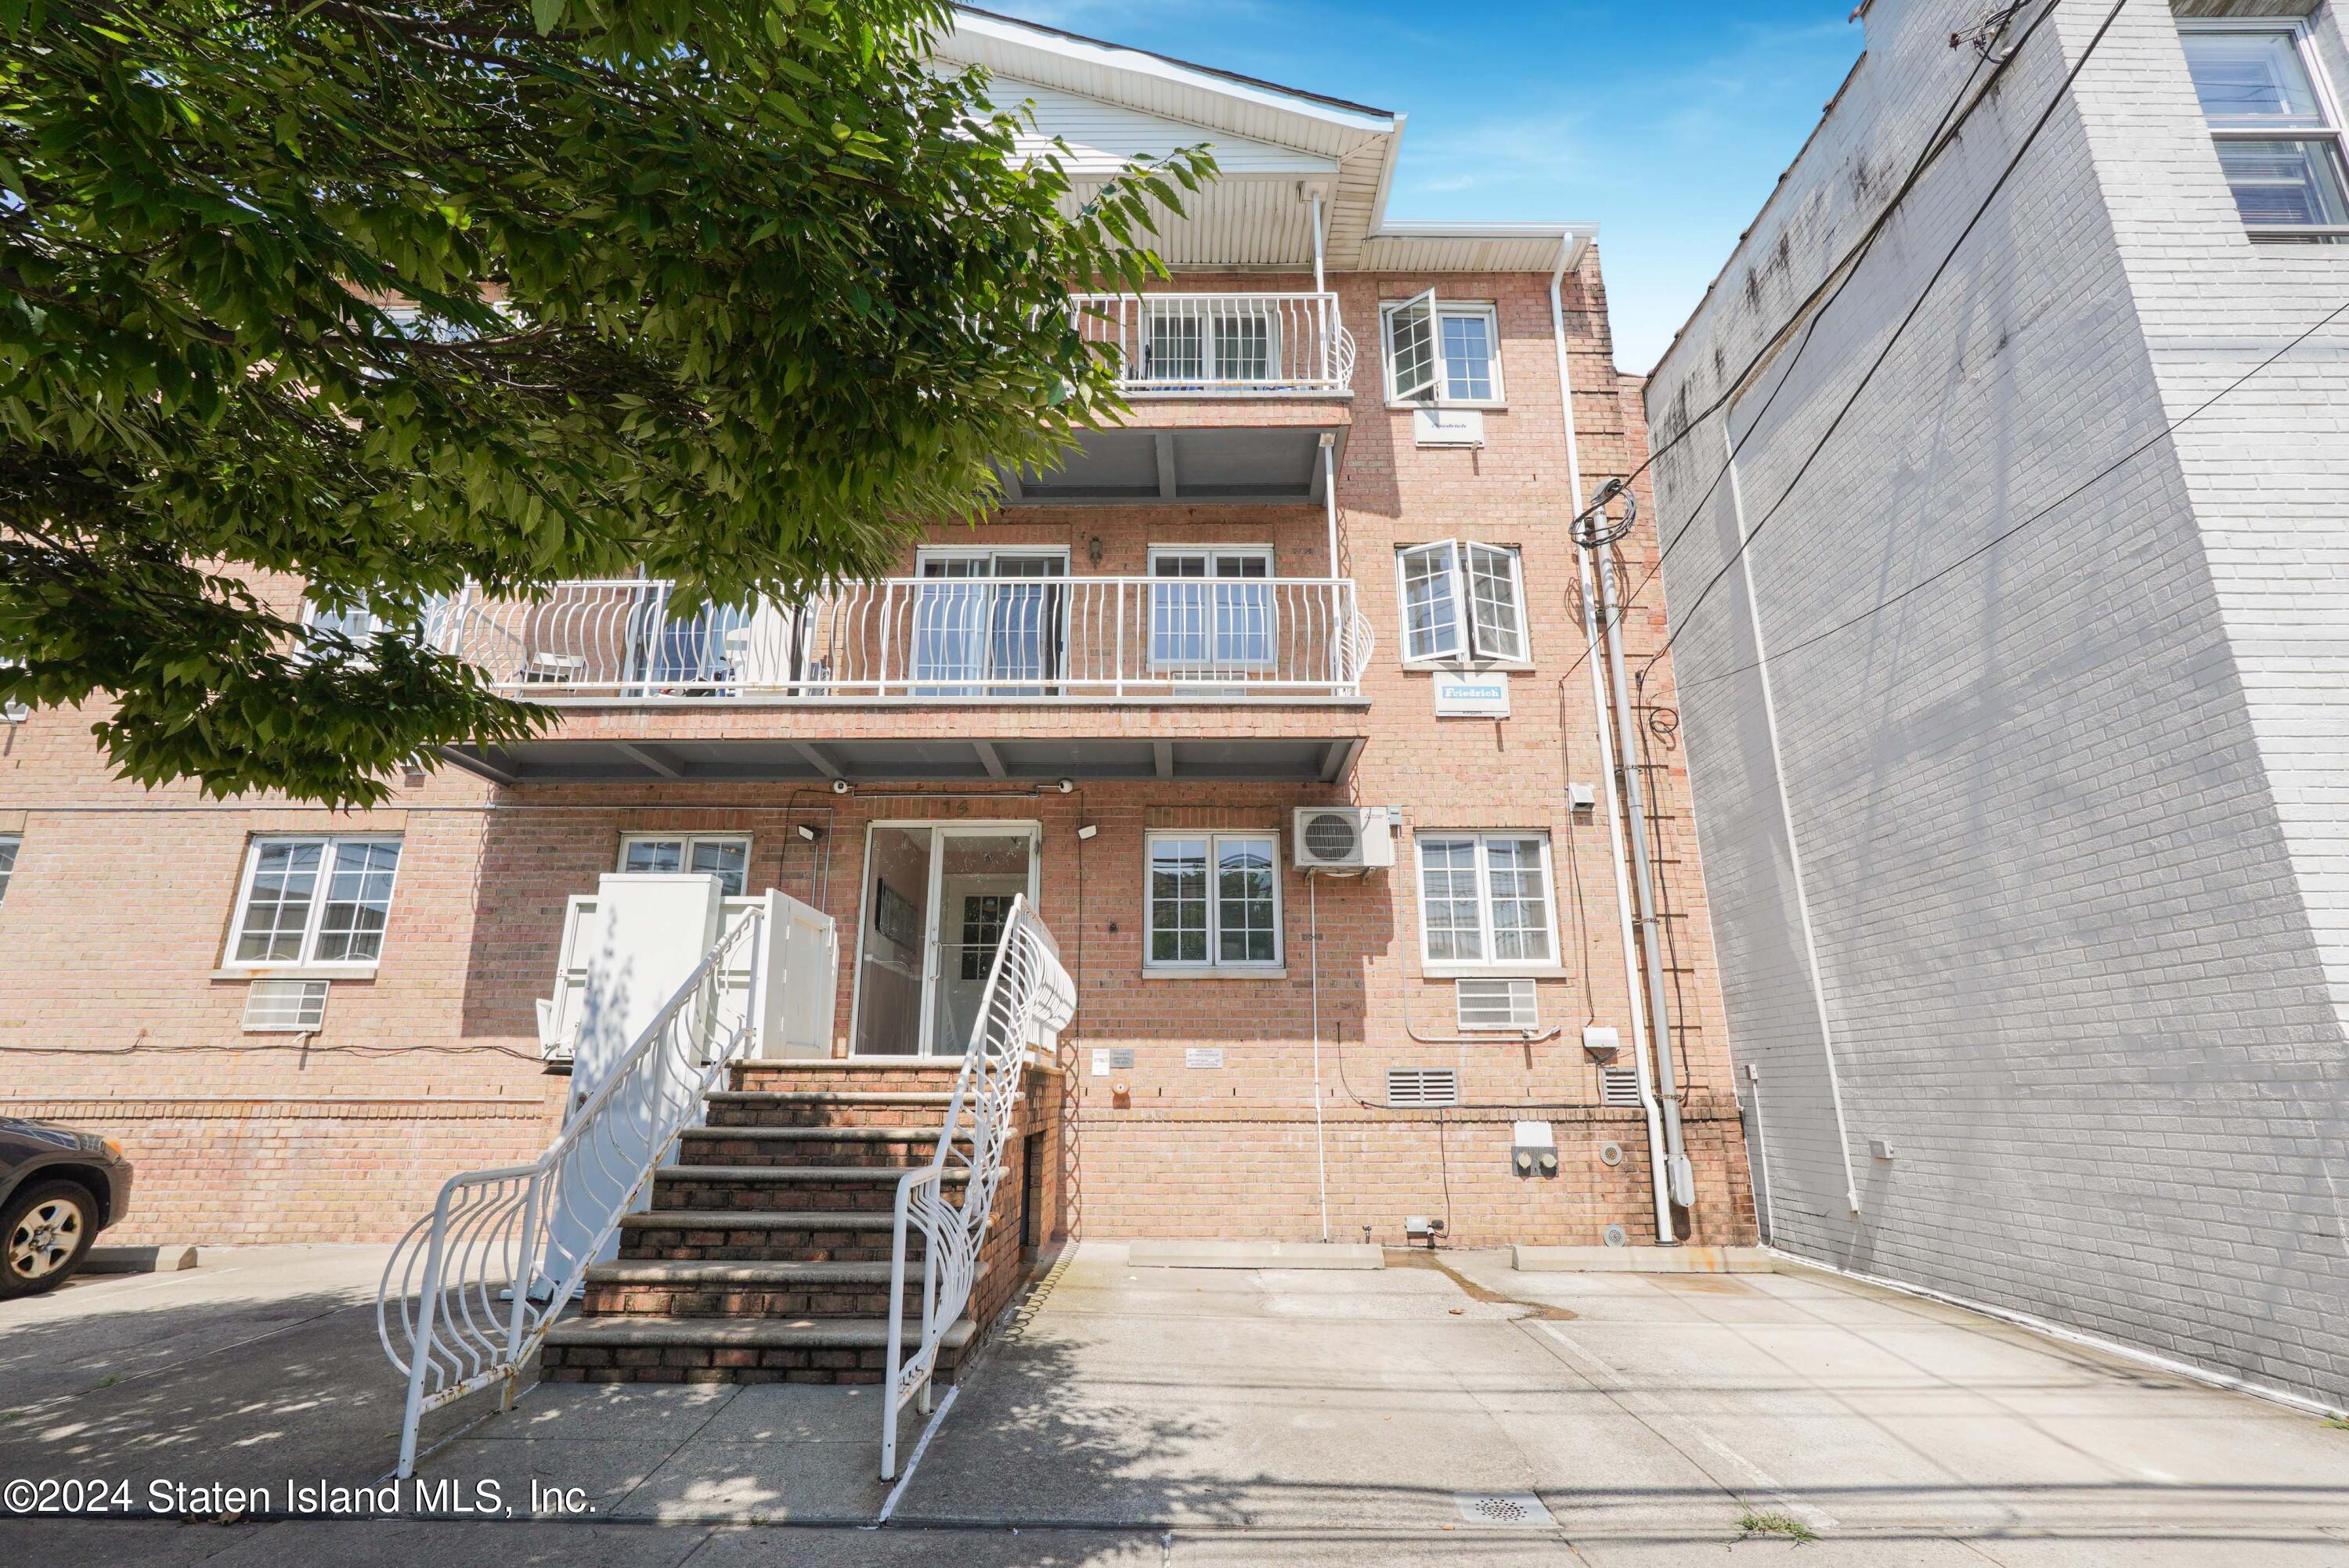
[1599,1066,1643,1108]
[244,979,329,1033]
[1387,1067,1460,1108]
[1456,977,1536,1032]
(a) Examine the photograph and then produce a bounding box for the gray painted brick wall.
[1644,0,2349,1405]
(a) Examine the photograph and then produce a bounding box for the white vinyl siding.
[1381,296,1504,406]
[1397,542,1528,664]
[619,834,751,898]
[225,835,402,969]
[2180,20,2349,235]
[1146,831,1282,970]
[1415,832,1557,970]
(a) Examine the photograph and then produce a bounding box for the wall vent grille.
[1599,1066,1643,1108]
[1456,977,1537,1031]
[1387,1067,1460,1108]
[244,979,329,1033]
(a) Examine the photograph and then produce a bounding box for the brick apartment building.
[1,11,1751,1258]
[1647,0,2349,1408]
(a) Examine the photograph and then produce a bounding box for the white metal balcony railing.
[428,576,1373,703]
[1068,291,1355,395]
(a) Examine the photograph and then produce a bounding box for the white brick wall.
[1646,0,2349,1406]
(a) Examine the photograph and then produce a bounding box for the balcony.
[1071,291,1355,397]
[435,577,1373,786]
[1002,290,1355,506]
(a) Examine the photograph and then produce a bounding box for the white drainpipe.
[1550,253,1675,1245]
[1312,189,1340,577]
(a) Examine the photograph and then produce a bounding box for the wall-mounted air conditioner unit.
[1292,806,1395,871]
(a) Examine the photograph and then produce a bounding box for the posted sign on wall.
[1434,673,1510,717]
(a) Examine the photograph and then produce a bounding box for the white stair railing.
[376,910,764,1477]
[881,894,1074,1479]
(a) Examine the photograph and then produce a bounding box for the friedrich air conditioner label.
[1434,674,1509,717]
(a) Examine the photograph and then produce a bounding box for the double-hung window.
[1397,541,1528,664]
[1382,291,1503,405]
[226,835,402,969]
[1149,547,1276,674]
[2180,20,2349,236]
[619,834,751,897]
[1146,831,1282,971]
[0,834,17,906]
[1416,832,1557,971]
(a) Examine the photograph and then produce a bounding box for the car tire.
[2,1180,99,1299]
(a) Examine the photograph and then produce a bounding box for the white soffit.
[1362,222,1597,276]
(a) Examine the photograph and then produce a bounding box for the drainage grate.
[1454,1490,1556,1527]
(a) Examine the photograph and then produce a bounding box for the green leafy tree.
[0,0,1207,803]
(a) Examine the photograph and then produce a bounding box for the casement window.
[0,834,17,906]
[1149,546,1276,671]
[1416,832,1557,969]
[1146,831,1282,970]
[226,835,403,968]
[1396,541,1528,665]
[619,834,751,898]
[1381,291,1503,405]
[2180,20,2349,236]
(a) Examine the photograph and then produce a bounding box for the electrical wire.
[1643,0,2133,679]
[1554,0,2052,687]
[1676,290,2349,695]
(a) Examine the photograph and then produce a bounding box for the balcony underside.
[442,732,1365,786]
[1004,422,1347,506]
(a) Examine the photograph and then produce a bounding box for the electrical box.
[1581,1025,1621,1062]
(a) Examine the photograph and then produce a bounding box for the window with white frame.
[1382,291,1503,405]
[619,834,751,898]
[1416,832,1557,969]
[226,835,402,968]
[1397,541,1527,664]
[1146,831,1282,969]
[1142,299,1277,384]
[0,834,17,906]
[1,657,24,723]
[1149,547,1276,672]
[2180,19,2349,236]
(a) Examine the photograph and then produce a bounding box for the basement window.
[2180,20,2349,239]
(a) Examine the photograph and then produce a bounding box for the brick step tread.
[543,1316,975,1351]
[655,1164,967,1184]
[620,1210,901,1232]
[584,1260,900,1285]
[681,1126,945,1144]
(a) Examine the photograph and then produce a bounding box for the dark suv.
[1,1119,133,1298]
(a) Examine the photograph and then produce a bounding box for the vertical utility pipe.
[1550,254,1674,1243]
[1308,873,1331,1242]
[1593,544,1694,1213]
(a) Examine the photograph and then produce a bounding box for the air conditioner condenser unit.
[1291,806,1395,871]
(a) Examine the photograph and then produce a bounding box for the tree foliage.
[0,0,1208,803]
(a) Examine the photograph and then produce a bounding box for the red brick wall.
[0,247,1752,1251]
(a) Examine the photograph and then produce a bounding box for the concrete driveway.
[5,1242,2347,1565]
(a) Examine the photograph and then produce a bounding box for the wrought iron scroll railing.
[375,910,763,1477]
[880,894,1075,1479]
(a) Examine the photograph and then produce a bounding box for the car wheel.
[2,1181,98,1299]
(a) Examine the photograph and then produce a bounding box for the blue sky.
[969,1,1864,373]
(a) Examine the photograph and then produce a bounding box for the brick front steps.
[539,1315,976,1385]
[539,1058,1024,1390]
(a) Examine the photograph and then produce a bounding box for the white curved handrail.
[880,895,1074,1479]
[376,910,763,1476]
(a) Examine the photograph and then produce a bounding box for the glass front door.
[850,824,1039,1057]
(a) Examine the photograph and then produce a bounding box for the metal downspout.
[1550,258,1675,1244]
